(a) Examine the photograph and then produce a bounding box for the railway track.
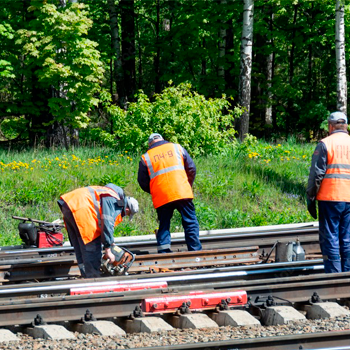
[1,269,350,327]
[131,332,350,350]
[130,332,350,350]
[1,270,350,349]
[0,224,321,283]
[2,222,350,350]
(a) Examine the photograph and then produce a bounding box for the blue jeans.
[58,200,102,278]
[318,201,350,273]
[156,199,202,253]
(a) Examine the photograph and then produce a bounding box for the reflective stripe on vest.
[142,143,193,208]
[317,132,350,202]
[61,186,122,244]
[143,144,184,179]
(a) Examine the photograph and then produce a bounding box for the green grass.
[0,140,316,246]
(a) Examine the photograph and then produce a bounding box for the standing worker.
[58,183,139,278]
[307,111,350,273]
[138,133,202,253]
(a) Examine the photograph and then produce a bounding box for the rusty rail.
[0,247,259,283]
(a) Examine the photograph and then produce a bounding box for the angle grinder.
[101,245,135,276]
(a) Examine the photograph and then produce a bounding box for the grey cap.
[148,133,163,145]
[126,196,139,220]
[329,111,348,124]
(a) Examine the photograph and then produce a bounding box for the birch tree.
[238,0,254,141]
[265,9,274,126]
[335,0,347,114]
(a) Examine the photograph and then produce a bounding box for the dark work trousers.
[156,199,202,253]
[318,200,350,273]
[58,200,102,278]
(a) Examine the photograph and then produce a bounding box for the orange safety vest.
[142,143,193,208]
[61,186,123,244]
[317,132,350,202]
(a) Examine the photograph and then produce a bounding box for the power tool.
[101,245,135,276]
[13,216,64,248]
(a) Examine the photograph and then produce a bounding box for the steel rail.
[128,331,350,350]
[0,271,347,327]
[0,260,324,297]
[0,247,261,283]
[0,226,322,284]
[122,227,320,255]
[0,227,319,258]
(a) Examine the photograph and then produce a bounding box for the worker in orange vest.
[307,111,350,273]
[138,133,202,253]
[58,183,139,278]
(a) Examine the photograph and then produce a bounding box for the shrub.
[105,83,242,156]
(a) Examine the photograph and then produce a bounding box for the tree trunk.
[201,38,207,77]
[218,0,227,92]
[107,0,124,106]
[265,10,274,127]
[285,4,298,136]
[136,8,143,90]
[335,0,347,113]
[225,18,234,92]
[238,0,254,141]
[154,0,161,93]
[121,0,136,103]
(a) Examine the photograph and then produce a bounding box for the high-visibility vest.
[61,186,123,244]
[142,143,193,208]
[317,132,350,202]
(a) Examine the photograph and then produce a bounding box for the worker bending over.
[307,111,350,273]
[58,183,139,278]
[138,133,202,253]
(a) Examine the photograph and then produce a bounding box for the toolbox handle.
[12,216,64,229]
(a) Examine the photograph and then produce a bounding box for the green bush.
[103,83,242,156]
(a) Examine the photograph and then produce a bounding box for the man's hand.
[104,247,116,263]
[307,197,317,219]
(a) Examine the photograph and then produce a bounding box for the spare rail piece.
[70,281,168,295]
[142,290,247,313]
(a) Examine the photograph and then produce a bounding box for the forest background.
[0,0,347,245]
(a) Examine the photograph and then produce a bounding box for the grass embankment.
[0,140,316,246]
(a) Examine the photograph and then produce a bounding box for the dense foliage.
[0,0,348,151]
[86,83,242,155]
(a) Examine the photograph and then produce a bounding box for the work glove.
[307,197,317,219]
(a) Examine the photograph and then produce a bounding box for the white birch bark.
[238,0,254,140]
[265,12,274,126]
[265,51,273,125]
[335,0,347,114]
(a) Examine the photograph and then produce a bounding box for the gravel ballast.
[1,315,350,349]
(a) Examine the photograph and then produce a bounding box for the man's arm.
[182,146,196,186]
[100,197,123,249]
[307,141,327,200]
[137,159,151,193]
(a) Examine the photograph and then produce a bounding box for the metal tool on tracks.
[12,216,65,248]
[101,245,135,276]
